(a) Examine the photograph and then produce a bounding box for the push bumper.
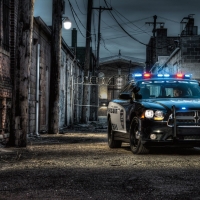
[141,106,200,148]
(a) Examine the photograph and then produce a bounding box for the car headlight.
[144,110,164,120]
[154,110,164,120]
[145,110,154,118]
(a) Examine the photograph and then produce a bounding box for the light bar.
[132,73,191,80]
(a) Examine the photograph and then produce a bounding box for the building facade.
[0,0,12,140]
[146,25,179,72]
[150,15,200,80]
[30,17,84,135]
[0,0,84,141]
[98,53,145,121]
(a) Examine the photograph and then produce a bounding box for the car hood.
[141,98,200,111]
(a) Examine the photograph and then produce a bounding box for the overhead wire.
[103,0,150,47]
[105,0,152,36]
[101,35,115,55]
[103,0,175,50]
[67,0,92,39]
[68,0,86,29]
[157,16,180,24]
[75,0,86,15]
[101,16,154,31]
[67,0,86,37]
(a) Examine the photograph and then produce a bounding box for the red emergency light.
[176,73,184,78]
[143,73,151,78]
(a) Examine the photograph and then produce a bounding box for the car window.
[137,80,200,99]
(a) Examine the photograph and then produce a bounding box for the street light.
[62,17,72,30]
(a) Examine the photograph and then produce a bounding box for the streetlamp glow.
[63,17,72,30]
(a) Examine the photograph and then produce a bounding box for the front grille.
[176,111,195,116]
[167,110,200,127]
[184,136,200,140]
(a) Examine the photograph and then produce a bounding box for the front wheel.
[107,118,122,148]
[130,117,149,154]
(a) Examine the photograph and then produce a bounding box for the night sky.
[34,0,200,60]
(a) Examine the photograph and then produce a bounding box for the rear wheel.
[130,117,149,154]
[107,118,122,148]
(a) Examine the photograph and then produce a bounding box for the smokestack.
[71,28,77,47]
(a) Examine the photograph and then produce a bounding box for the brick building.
[30,17,84,134]
[0,0,12,140]
[0,0,84,140]
[146,24,179,72]
[150,15,200,80]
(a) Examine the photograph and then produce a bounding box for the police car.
[107,73,200,154]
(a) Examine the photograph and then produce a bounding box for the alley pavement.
[1,128,200,199]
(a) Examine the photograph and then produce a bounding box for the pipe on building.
[157,47,180,72]
[35,43,40,136]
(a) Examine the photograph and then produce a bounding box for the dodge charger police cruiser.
[107,73,200,154]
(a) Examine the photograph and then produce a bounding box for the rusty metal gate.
[73,74,132,122]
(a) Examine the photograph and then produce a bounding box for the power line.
[68,0,86,29]
[111,9,151,36]
[68,0,94,39]
[68,0,86,37]
[157,16,180,24]
[103,1,152,36]
[103,0,173,50]
[103,0,148,46]
[103,31,152,41]
[101,15,153,32]
[94,10,121,32]
[75,0,86,15]
[101,36,114,55]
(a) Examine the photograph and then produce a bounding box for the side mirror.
[118,93,132,100]
[133,86,140,93]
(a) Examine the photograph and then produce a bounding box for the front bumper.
[141,119,200,148]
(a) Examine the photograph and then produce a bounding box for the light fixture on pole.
[62,17,72,30]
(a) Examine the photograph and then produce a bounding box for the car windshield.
[137,80,200,99]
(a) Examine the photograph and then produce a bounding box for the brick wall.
[0,49,12,135]
[160,36,200,80]
[29,18,51,134]
[0,0,12,138]
[181,36,200,79]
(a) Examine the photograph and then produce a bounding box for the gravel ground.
[1,131,200,200]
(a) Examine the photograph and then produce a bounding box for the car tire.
[130,117,149,154]
[107,118,122,148]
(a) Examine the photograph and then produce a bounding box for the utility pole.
[82,0,93,123]
[145,15,164,38]
[48,0,64,134]
[145,15,164,71]
[93,6,112,69]
[92,6,112,122]
[9,0,34,147]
